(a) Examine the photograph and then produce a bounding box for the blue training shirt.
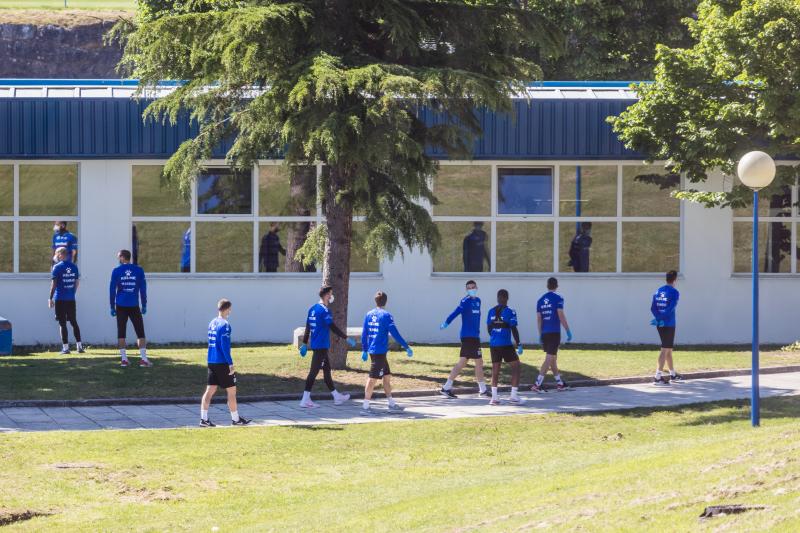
[444,296,482,339]
[487,305,518,347]
[537,291,564,334]
[207,317,233,365]
[361,307,409,355]
[109,263,148,308]
[51,260,79,301]
[306,302,334,350]
[52,231,78,262]
[181,229,191,270]
[651,284,679,327]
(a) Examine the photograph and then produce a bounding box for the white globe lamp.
[737,151,776,190]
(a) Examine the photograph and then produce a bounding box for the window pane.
[733,222,791,273]
[197,168,252,215]
[351,222,380,273]
[559,165,617,217]
[622,165,680,216]
[257,221,318,273]
[259,165,316,216]
[432,165,491,216]
[19,164,78,216]
[498,167,553,215]
[196,222,253,272]
[0,165,12,216]
[622,222,679,272]
[433,221,491,273]
[132,222,189,273]
[559,222,616,272]
[132,165,190,216]
[20,221,79,273]
[732,180,792,217]
[0,222,12,272]
[497,222,552,272]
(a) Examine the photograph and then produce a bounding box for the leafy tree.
[113,0,559,367]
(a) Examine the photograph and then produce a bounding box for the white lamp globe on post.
[736,150,776,427]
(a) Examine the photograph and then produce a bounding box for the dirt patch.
[0,510,50,526]
[87,470,183,503]
[47,462,104,469]
[0,10,131,27]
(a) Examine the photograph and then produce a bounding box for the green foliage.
[611,0,800,208]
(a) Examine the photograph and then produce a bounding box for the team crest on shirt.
[126,270,132,276]
[65,268,72,274]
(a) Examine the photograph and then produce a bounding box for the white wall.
[2,164,798,346]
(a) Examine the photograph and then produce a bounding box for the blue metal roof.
[0,82,644,160]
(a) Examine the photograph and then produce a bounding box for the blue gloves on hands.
[361,351,368,362]
[566,329,573,342]
[650,318,665,327]
[517,345,523,356]
[346,337,356,348]
[659,320,665,327]
[110,308,116,317]
[299,344,308,357]
[439,322,448,330]
[142,305,147,315]
[406,347,414,358]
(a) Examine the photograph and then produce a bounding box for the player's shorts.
[369,353,391,379]
[541,332,561,355]
[459,337,483,359]
[207,363,237,389]
[54,300,77,322]
[657,326,676,349]
[490,345,519,364]
[115,305,145,339]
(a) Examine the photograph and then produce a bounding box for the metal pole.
[752,189,760,427]
[575,165,582,231]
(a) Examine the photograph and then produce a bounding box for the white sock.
[302,391,311,402]
[536,375,544,386]
[491,386,498,399]
[201,409,208,421]
[331,389,339,398]
[139,347,147,360]
[120,348,127,359]
[655,370,662,379]
[76,342,83,350]
[478,381,487,393]
[387,397,396,407]
[62,343,69,351]
[444,379,454,390]
[670,370,677,377]
[555,374,563,383]
[511,387,518,397]
[362,400,370,410]
[231,410,240,422]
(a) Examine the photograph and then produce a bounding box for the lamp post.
[736,151,776,427]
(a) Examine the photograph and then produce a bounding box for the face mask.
[467,289,478,297]
[53,225,60,233]
[329,294,335,303]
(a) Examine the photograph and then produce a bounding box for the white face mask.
[329,294,335,303]
[53,225,60,232]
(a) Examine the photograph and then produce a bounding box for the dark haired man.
[650,270,681,385]
[439,280,487,398]
[487,289,524,405]
[532,277,572,392]
[110,249,150,368]
[48,247,83,354]
[52,221,78,264]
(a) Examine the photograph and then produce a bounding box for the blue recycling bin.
[0,316,11,355]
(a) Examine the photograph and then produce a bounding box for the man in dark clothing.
[463,222,490,272]
[259,224,286,272]
[568,222,593,272]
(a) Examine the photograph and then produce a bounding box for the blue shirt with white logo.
[51,260,79,301]
[361,308,408,355]
[487,305,518,347]
[444,296,482,339]
[52,231,78,262]
[651,284,679,327]
[306,303,334,350]
[181,229,191,270]
[110,263,148,308]
[207,317,233,364]
[536,291,564,334]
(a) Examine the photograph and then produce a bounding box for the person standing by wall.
[52,221,78,264]
[48,247,83,355]
[110,249,151,368]
[180,228,191,273]
[259,223,287,272]
[567,222,592,272]
[462,222,490,272]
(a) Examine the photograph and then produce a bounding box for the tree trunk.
[285,166,317,272]
[322,166,353,369]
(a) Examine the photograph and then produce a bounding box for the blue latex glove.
[566,329,573,342]
[439,322,448,330]
[361,351,368,362]
[517,344,523,356]
[658,320,665,327]
[406,347,414,358]
[299,343,308,357]
[110,308,116,317]
[346,337,356,348]
[650,318,658,326]
[141,305,147,315]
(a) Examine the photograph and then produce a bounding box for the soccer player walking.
[109,250,151,368]
[487,289,524,405]
[532,277,572,392]
[360,291,413,416]
[439,280,488,399]
[297,286,356,408]
[48,247,83,354]
[651,270,681,385]
[200,299,251,427]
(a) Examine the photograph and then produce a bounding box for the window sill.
[431,272,679,280]
[730,273,799,279]
[144,272,383,280]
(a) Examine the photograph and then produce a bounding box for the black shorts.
[207,363,237,389]
[369,354,391,379]
[459,337,483,359]
[54,300,77,322]
[541,332,561,355]
[116,305,145,339]
[657,326,676,349]
[490,345,519,364]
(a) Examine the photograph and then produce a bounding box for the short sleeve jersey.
[536,291,564,334]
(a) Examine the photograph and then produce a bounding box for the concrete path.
[2,372,798,432]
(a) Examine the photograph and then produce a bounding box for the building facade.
[1,80,798,346]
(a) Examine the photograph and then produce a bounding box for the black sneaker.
[439,388,458,399]
[478,388,491,397]
[531,383,547,393]
[670,373,684,383]
[653,376,671,386]
[199,419,216,427]
[77,347,86,354]
[232,416,251,426]
[556,381,570,391]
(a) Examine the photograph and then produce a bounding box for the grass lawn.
[2,396,800,531]
[2,344,800,401]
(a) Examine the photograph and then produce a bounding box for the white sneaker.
[333,392,351,405]
[299,399,319,408]
[508,396,525,404]
[489,397,501,406]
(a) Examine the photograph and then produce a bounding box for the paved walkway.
[2,372,798,432]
